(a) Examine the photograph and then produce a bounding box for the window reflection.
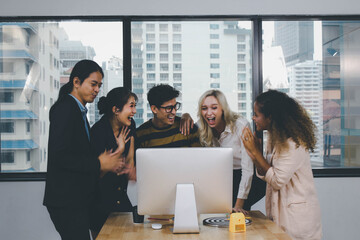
[263,20,360,168]
[0,21,123,172]
[131,21,253,131]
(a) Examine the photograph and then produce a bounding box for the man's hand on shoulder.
[179,113,194,136]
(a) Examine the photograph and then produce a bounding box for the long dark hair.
[57,59,104,101]
[97,87,138,116]
[256,89,317,152]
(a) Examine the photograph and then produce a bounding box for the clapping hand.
[241,127,261,161]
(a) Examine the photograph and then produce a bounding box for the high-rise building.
[0,23,60,171]
[288,60,323,164]
[274,21,314,67]
[131,21,253,124]
[58,29,99,126]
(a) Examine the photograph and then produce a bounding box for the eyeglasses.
[159,102,181,113]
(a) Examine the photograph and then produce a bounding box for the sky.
[59,21,123,64]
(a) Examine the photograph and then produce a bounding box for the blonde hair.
[197,90,239,146]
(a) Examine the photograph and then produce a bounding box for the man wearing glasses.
[135,84,201,149]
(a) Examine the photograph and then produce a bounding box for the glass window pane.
[263,20,360,168]
[131,21,253,127]
[0,21,123,172]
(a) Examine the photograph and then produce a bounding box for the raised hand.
[113,126,131,156]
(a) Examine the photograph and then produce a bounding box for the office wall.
[0,0,360,16]
[1,178,359,240]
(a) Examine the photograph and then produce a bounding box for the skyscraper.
[131,21,253,124]
[0,23,60,171]
[274,21,314,67]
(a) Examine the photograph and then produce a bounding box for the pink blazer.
[258,139,322,240]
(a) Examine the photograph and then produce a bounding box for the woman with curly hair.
[242,89,322,240]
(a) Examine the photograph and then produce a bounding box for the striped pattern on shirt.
[135,116,201,149]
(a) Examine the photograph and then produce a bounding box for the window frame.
[0,15,360,180]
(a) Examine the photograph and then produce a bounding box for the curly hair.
[197,90,239,147]
[255,90,317,152]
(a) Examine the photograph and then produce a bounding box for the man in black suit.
[43,60,126,240]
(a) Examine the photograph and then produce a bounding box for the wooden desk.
[96,211,291,240]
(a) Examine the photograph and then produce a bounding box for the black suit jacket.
[43,94,100,207]
[89,115,134,231]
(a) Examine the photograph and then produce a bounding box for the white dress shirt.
[212,118,254,199]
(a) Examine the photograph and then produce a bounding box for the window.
[26,120,31,133]
[0,121,14,133]
[147,63,155,71]
[210,44,219,49]
[173,34,181,42]
[147,73,155,81]
[173,73,182,81]
[262,20,360,168]
[238,83,246,91]
[0,61,14,73]
[132,20,252,136]
[238,92,246,100]
[172,24,181,32]
[0,91,14,103]
[27,151,31,162]
[173,63,182,71]
[159,53,168,61]
[173,44,182,51]
[238,73,246,81]
[160,73,169,81]
[210,83,220,88]
[1,151,14,163]
[159,24,168,32]
[146,53,155,61]
[159,34,168,42]
[237,54,246,61]
[174,83,182,91]
[146,23,155,31]
[237,35,246,42]
[147,83,155,89]
[159,44,168,51]
[237,44,246,52]
[210,73,220,79]
[210,24,219,30]
[26,63,31,74]
[146,43,155,51]
[1,21,124,173]
[146,33,155,41]
[237,64,246,71]
[0,18,357,178]
[160,64,168,71]
[173,53,182,61]
[238,102,246,109]
[210,63,220,69]
[0,29,14,43]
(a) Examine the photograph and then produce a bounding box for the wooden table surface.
[96,210,291,240]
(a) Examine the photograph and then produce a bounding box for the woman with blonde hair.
[197,89,264,213]
[242,89,322,239]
